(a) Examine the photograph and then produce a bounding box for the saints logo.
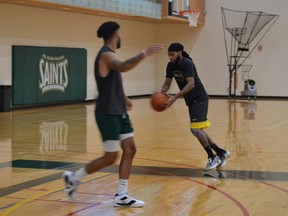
[39,54,69,94]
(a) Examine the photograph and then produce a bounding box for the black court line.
[0,159,287,198]
[6,159,288,181]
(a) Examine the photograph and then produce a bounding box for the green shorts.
[95,113,134,141]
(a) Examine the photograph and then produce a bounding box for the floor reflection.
[10,105,88,160]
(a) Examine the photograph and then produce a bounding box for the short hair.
[97,21,120,40]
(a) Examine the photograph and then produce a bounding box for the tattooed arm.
[101,44,163,74]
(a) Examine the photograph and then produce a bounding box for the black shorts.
[188,99,211,129]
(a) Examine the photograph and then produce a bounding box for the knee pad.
[190,128,205,139]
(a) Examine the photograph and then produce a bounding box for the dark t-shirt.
[166,57,208,106]
[94,46,126,115]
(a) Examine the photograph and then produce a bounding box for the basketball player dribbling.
[161,42,230,171]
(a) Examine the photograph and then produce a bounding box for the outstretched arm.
[103,44,164,73]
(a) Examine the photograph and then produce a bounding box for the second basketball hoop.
[180,10,200,27]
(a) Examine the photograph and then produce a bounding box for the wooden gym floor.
[0,98,287,216]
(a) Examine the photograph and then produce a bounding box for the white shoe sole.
[114,194,145,208]
[204,158,222,171]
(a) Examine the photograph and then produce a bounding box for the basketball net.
[180,10,200,27]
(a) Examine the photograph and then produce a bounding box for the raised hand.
[144,44,164,56]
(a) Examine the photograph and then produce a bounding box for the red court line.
[227,172,288,193]
[138,166,250,216]
[64,166,250,216]
[136,156,288,193]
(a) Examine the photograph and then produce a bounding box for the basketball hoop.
[180,10,200,27]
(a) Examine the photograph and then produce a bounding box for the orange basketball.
[150,92,169,112]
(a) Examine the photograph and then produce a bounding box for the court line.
[0,203,15,211]
[135,157,288,193]
[61,169,248,216]
[1,158,287,199]
[1,187,63,216]
[226,171,288,193]
[1,158,286,215]
[1,173,112,216]
[137,166,250,216]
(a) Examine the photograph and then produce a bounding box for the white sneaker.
[217,150,231,168]
[204,156,221,171]
[114,193,145,207]
[63,171,80,199]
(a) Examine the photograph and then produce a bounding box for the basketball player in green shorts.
[63,21,163,207]
[161,42,230,171]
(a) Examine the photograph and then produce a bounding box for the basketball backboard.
[168,0,190,17]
